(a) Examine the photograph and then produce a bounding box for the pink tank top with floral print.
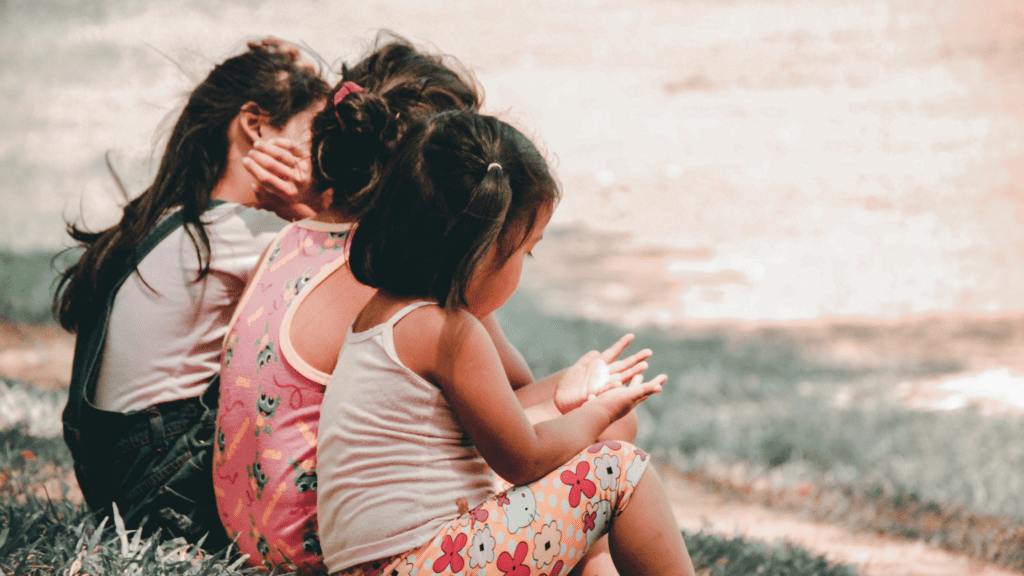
[212,219,352,573]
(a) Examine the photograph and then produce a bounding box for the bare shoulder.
[392,306,491,382]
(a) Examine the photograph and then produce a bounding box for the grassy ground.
[4,253,1024,573]
[0,419,858,575]
[498,291,1024,571]
[0,251,861,573]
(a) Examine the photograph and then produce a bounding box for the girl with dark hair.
[317,110,695,576]
[233,33,650,576]
[54,40,330,548]
[212,36,489,573]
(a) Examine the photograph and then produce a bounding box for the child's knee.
[584,440,647,481]
[542,440,651,548]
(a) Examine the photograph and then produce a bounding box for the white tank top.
[317,301,495,572]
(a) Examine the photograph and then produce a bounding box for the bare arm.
[516,333,652,419]
[397,308,663,486]
[481,313,534,389]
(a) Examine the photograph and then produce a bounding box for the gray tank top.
[316,301,495,572]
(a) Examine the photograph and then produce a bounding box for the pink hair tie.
[333,81,363,126]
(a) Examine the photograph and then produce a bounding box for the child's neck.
[312,206,356,224]
[353,291,438,332]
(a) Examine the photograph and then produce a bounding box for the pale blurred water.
[2,0,1023,321]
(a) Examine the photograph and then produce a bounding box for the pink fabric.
[212,221,351,573]
[333,81,364,126]
[333,81,364,106]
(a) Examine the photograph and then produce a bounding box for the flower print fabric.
[593,453,621,490]
[336,442,650,576]
[212,220,352,574]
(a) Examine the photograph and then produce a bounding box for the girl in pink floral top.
[214,219,354,572]
[213,36,483,572]
[217,33,650,576]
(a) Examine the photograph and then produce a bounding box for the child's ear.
[238,102,266,144]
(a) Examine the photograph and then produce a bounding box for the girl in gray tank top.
[317,110,696,575]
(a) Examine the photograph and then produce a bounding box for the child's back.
[213,219,352,571]
[318,301,494,567]
[211,36,482,572]
[317,111,696,576]
[55,42,329,549]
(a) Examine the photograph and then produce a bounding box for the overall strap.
[134,199,228,263]
[63,200,228,451]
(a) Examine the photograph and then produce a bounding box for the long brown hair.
[53,43,330,333]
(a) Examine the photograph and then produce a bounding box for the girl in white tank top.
[317,111,696,575]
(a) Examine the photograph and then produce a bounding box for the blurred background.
[2,0,1023,323]
[2,0,1024,569]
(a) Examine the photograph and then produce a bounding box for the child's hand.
[554,334,655,414]
[553,354,603,414]
[599,334,655,392]
[245,138,322,215]
[586,372,666,424]
[248,37,319,73]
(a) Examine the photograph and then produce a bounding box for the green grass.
[683,531,857,576]
[0,494,857,576]
[0,495,249,576]
[0,427,73,470]
[0,391,858,575]
[500,291,1024,519]
[5,261,1023,573]
[499,291,1024,570]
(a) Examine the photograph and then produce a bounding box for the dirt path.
[659,466,1020,576]
[0,322,74,391]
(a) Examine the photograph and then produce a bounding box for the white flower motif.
[532,521,562,568]
[468,525,497,568]
[585,500,613,549]
[626,456,647,487]
[593,454,621,490]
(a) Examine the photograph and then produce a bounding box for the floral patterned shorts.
[338,441,650,576]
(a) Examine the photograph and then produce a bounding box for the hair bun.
[333,90,396,144]
[317,88,399,215]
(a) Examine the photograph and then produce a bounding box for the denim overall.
[62,201,229,550]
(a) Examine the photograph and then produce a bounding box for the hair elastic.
[487,162,502,171]
[333,81,364,126]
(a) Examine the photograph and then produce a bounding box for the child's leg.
[341,441,691,576]
[608,464,695,576]
[567,538,613,576]
[518,380,636,576]
[70,392,228,550]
